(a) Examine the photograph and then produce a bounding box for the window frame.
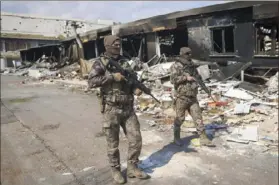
[209,25,236,55]
[254,21,279,57]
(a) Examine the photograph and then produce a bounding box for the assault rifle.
[108,59,161,104]
[182,62,216,102]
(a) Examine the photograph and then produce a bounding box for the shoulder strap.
[100,57,109,67]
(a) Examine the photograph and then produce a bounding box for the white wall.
[1,12,114,38]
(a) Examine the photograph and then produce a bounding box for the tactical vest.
[174,60,199,98]
[99,56,134,105]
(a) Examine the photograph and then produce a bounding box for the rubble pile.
[133,61,278,151]
[1,54,80,81]
[1,53,278,152]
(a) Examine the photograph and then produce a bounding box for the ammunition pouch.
[177,83,198,97]
[104,94,134,107]
[96,90,105,114]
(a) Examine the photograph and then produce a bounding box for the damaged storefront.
[173,1,278,71]
[19,44,66,68]
[81,26,112,60]
[253,3,279,60]
[11,1,278,82]
[112,18,181,62]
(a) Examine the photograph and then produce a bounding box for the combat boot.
[199,131,215,147]
[111,167,125,184]
[173,125,183,146]
[127,163,149,179]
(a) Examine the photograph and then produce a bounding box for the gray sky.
[1,1,227,23]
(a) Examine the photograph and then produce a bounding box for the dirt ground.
[1,75,278,185]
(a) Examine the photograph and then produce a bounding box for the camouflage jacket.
[170,57,199,97]
[88,54,137,105]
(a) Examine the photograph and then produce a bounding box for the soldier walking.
[170,47,215,147]
[88,35,149,184]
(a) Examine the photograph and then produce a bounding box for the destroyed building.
[14,1,279,79]
[0,12,115,69]
[112,1,278,69]
[2,1,277,161]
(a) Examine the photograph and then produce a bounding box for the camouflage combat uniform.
[170,47,213,147]
[88,35,149,184]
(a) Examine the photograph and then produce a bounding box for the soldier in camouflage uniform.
[170,47,214,147]
[88,35,149,184]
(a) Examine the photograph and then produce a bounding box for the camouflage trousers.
[174,96,204,134]
[103,104,142,168]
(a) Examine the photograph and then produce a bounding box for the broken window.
[158,32,175,57]
[157,28,188,57]
[211,26,235,54]
[121,35,147,61]
[255,21,279,56]
[83,40,96,60]
[96,38,106,56]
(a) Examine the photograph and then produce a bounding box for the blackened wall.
[177,7,278,68]
[178,8,253,60]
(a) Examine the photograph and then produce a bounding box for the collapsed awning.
[79,30,98,43]
[253,2,279,20]
[61,26,112,43]
[112,19,177,37]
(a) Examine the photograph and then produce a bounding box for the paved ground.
[1,75,278,185]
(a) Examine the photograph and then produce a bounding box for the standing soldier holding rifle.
[88,35,150,184]
[170,47,215,147]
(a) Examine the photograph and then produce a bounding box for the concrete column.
[146,33,157,61]
[120,40,123,56]
[95,40,99,57]
[155,32,161,57]
[1,40,6,52]
[241,70,244,82]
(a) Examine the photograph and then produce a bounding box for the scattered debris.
[62,172,72,176]
[233,101,252,115]
[2,52,277,153]
[266,72,278,94]
[223,87,254,100]
[81,166,95,172]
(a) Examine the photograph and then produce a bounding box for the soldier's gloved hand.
[112,73,125,82]
[134,88,142,96]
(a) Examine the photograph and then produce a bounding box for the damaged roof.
[58,1,279,41]
[1,12,115,25]
[112,1,278,36]
[0,32,60,41]
[19,44,61,53]
[168,1,278,19]
[61,26,112,43]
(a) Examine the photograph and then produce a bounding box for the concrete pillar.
[0,58,7,70]
[241,70,244,82]
[95,40,99,57]
[155,32,161,57]
[146,33,157,61]
[120,40,123,56]
[1,40,6,52]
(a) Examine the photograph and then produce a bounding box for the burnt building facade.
[19,1,279,71]
[111,1,278,69]
[175,1,279,68]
